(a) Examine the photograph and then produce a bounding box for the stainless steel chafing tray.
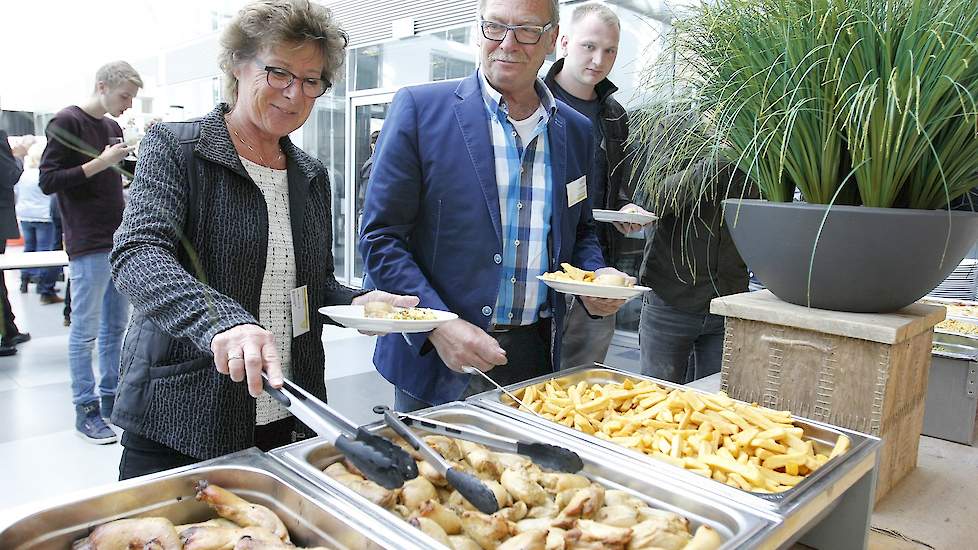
[271,402,776,550]
[0,448,408,550]
[468,365,880,514]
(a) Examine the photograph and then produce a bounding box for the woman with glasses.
[110,0,417,479]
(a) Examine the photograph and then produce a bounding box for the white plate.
[592,209,658,224]
[319,305,458,333]
[537,276,650,300]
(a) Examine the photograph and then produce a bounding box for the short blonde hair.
[570,2,620,29]
[218,0,348,106]
[94,61,143,91]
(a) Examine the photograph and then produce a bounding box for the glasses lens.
[266,68,292,89]
[482,21,507,40]
[302,79,329,98]
[514,27,543,44]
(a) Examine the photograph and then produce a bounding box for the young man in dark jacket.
[39,61,141,444]
[544,2,654,369]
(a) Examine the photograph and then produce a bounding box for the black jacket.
[0,130,23,239]
[544,59,632,263]
[110,104,358,459]
[637,157,755,314]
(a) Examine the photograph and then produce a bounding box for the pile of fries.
[512,378,850,493]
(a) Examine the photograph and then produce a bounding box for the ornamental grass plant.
[631,0,978,213]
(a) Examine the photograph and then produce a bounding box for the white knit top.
[240,157,295,426]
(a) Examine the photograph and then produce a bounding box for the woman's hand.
[352,290,421,335]
[211,324,282,398]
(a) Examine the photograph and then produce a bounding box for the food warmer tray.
[271,401,776,550]
[469,365,881,546]
[0,448,412,550]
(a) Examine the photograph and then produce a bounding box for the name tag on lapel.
[566,176,587,208]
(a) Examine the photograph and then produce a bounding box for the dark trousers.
[0,240,19,337]
[118,417,314,480]
[638,291,725,384]
[394,319,552,412]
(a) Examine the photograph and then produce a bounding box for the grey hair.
[94,61,143,92]
[478,0,560,25]
[218,0,348,107]
[570,2,620,29]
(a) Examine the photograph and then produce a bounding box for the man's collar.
[478,68,558,121]
[543,57,619,103]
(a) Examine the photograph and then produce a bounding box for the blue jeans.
[639,292,725,384]
[68,252,130,406]
[394,387,433,413]
[19,221,60,295]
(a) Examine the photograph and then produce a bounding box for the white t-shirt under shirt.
[240,156,295,426]
[508,104,546,146]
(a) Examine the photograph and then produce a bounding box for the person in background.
[0,131,32,356]
[360,0,631,412]
[50,194,71,326]
[634,111,755,384]
[544,2,654,370]
[15,140,64,305]
[111,0,416,479]
[39,60,141,444]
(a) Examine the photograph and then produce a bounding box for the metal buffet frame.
[0,366,881,550]
[271,401,777,549]
[0,448,412,550]
[469,364,882,550]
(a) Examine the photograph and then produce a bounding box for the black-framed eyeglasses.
[258,62,331,98]
[479,19,555,45]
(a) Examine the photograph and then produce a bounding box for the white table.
[0,250,70,270]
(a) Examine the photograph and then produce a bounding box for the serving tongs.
[394,411,584,473]
[261,373,418,489]
[374,405,500,515]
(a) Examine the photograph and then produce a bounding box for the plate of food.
[538,263,650,300]
[320,302,457,333]
[592,208,658,224]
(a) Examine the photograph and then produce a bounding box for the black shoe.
[0,345,15,356]
[19,280,28,293]
[39,294,65,305]
[1,332,31,347]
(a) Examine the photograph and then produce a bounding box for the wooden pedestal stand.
[711,290,945,502]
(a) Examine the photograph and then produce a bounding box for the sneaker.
[19,280,28,293]
[100,395,115,421]
[75,402,117,444]
[39,294,65,305]
[0,345,15,357]
[63,317,71,327]
[1,332,30,347]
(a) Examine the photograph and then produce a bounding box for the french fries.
[512,378,848,493]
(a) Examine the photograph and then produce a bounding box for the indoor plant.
[631,0,978,312]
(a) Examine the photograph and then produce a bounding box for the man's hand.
[100,143,133,166]
[429,319,507,373]
[352,290,421,335]
[210,324,282,398]
[611,203,656,235]
[580,267,635,317]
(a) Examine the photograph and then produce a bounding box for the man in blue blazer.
[360,0,631,410]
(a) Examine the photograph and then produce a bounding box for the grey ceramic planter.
[722,199,978,313]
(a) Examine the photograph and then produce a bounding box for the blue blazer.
[359,71,605,404]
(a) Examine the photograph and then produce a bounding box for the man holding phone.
[39,60,142,444]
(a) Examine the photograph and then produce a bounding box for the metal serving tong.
[394,411,584,474]
[374,405,500,515]
[460,366,546,420]
[261,374,418,489]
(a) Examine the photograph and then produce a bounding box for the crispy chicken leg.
[72,517,182,550]
[195,481,289,543]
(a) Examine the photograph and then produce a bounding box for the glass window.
[430,54,475,82]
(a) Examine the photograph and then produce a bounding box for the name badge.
[567,176,587,207]
[290,285,310,338]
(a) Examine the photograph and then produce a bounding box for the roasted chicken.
[195,480,289,543]
[72,517,182,550]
